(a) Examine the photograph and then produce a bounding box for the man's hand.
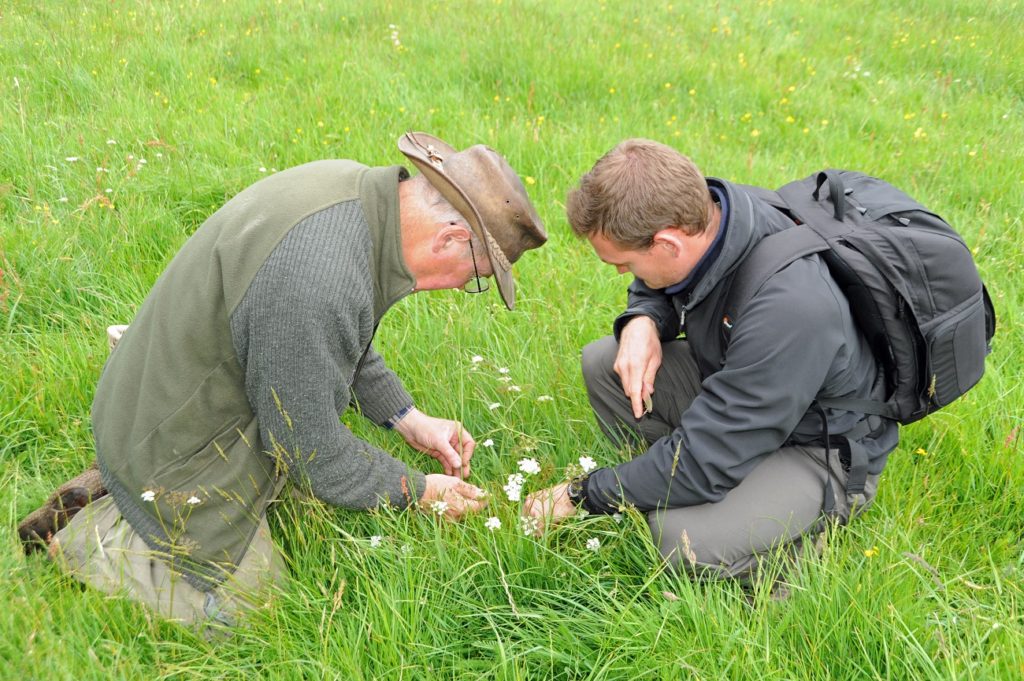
[614,316,663,419]
[522,482,577,535]
[395,408,476,479]
[420,474,488,521]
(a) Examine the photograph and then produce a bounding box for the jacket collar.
[678,178,792,310]
[360,165,416,320]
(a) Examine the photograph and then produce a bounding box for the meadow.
[1,0,1022,678]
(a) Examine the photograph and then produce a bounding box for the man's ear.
[432,222,473,254]
[651,227,686,256]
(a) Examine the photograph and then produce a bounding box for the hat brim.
[398,133,515,310]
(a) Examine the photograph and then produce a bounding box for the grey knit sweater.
[230,201,425,508]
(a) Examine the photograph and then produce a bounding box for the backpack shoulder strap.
[723,227,829,336]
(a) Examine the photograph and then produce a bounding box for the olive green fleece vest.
[93,161,404,590]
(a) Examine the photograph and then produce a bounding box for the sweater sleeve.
[230,205,425,509]
[350,344,414,425]
[586,257,848,512]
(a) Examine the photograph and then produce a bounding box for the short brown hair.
[566,139,711,249]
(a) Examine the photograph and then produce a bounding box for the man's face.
[587,230,706,290]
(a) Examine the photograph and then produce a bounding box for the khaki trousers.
[51,496,285,628]
[581,335,879,581]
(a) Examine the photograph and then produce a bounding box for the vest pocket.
[149,416,244,484]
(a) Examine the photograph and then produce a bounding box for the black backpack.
[724,170,996,505]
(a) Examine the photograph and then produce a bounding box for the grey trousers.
[582,336,878,581]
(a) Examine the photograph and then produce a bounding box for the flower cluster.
[388,24,402,49]
[503,473,525,502]
[518,458,541,476]
[519,516,539,536]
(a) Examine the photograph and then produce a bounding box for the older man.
[21,132,546,626]
[526,139,896,582]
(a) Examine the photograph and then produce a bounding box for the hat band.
[482,229,511,271]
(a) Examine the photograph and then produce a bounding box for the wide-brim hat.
[398,132,547,310]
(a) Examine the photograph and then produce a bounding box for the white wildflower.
[140,490,155,502]
[482,439,494,448]
[58,197,68,203]
[612,513,623,524]
[518,458,541,476]
[430,500,449,516]
[498,376,512,383]
[471,355,484,363]
[586,537,601,552]
[503,473,525,501]
[488,402,501,411]
[401,543,412,555]
[507,385,522,392]
[106,139,117,145]
[65,157,79,162]
[259,166,267,173]
[186,495,201,506]
[537,395,554,402]
[579,456,597,473]
[485,517,502,531]
[369,535,383,548]
[519,516,539,536]
[498,367,510,374]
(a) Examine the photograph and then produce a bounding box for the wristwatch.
[566,474,590,509]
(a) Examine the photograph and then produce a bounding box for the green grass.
[2,0,1022,678]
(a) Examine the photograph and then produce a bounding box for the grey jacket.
[585,178,899,513]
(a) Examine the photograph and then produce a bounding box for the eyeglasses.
[464,237,490,294]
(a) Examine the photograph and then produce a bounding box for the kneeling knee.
[649,524,763,582]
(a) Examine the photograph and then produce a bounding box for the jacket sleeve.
[612,278,681,342]
[585,258,849,512]
[230,226,425,510]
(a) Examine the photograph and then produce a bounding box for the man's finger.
[454,480,484,499]
[461,497,486,514]
[442,493,484,520]
[434,441,462,474]
[430,450,454,476]
[459,430,476,467]
[628,385,644,419]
